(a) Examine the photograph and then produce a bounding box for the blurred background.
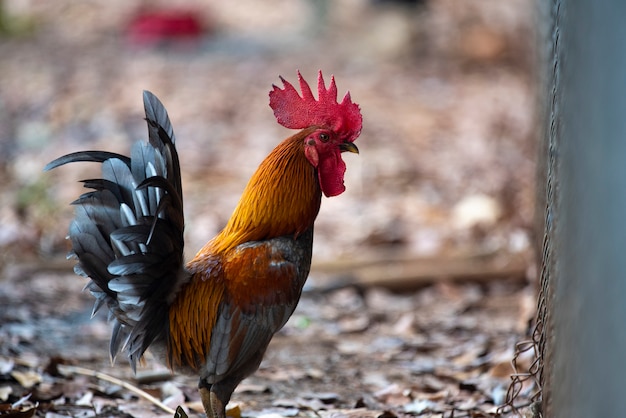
[0,0,539,416]
[0,0,536,267]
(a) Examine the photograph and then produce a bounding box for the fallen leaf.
[262,406,300,417]
[271,398,299,408]
[488,359,514,379]
[75,391,93,406]
[174,405,188,418]
[226,402,241,418]
[43,356,73,377]
[234,383,270,394]
[91,397,117,415]
[0,386,13,402]
[373,384,411,407]
[337,315,370,333]
[452,194,502,229]
[10,371,42,389]
[403,399,438,414]
[317,408,388,418]
[30,382,64,402]
[0,358,15,374]
[0,394,37,418]
[0,403,36,418]
[309,392,340,404]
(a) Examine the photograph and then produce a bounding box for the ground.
[0,1,538,417]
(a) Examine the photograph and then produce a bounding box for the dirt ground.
[0,1,539,417]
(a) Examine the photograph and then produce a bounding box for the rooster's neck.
[209,128,322,254]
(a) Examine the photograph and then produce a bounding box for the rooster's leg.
[199,386,225,418]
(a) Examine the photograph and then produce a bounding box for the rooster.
[45,71,362,418]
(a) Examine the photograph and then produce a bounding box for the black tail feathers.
[46,91,189,370]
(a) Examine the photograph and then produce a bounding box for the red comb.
[269,70,362,143]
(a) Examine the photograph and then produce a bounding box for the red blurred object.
[126,9,204,45]
[45,71,361,417]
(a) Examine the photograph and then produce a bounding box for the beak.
[340,141,359,154]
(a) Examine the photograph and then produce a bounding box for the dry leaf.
[174,406,189,418]
[403,399,437,414]
[75,391,93,406]
[0,403,36,418]
[317,409,388,418]
[373,384,411,407]
[0,358,15,375]
[0,386,13,402]
[10,371,42,389]
[0,394,37,418]
[234,383,270,394]
[225,403,241,418]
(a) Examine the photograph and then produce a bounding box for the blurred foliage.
[15,176,58,223]
[0,1,36,37]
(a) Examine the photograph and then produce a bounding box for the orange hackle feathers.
[202,127,321,255]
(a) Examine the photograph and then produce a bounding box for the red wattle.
[318,150,346,197]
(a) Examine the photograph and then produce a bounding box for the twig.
[58,365,176,415]
[309,250,530,293]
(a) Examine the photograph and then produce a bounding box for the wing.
[45,91,188,370]
[168,234,311,381]
[205,239,306,381]
[205,234,310,381]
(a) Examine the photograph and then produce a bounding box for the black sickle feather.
[44,151,131,172]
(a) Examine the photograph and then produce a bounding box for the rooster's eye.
[319,133,329,142]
